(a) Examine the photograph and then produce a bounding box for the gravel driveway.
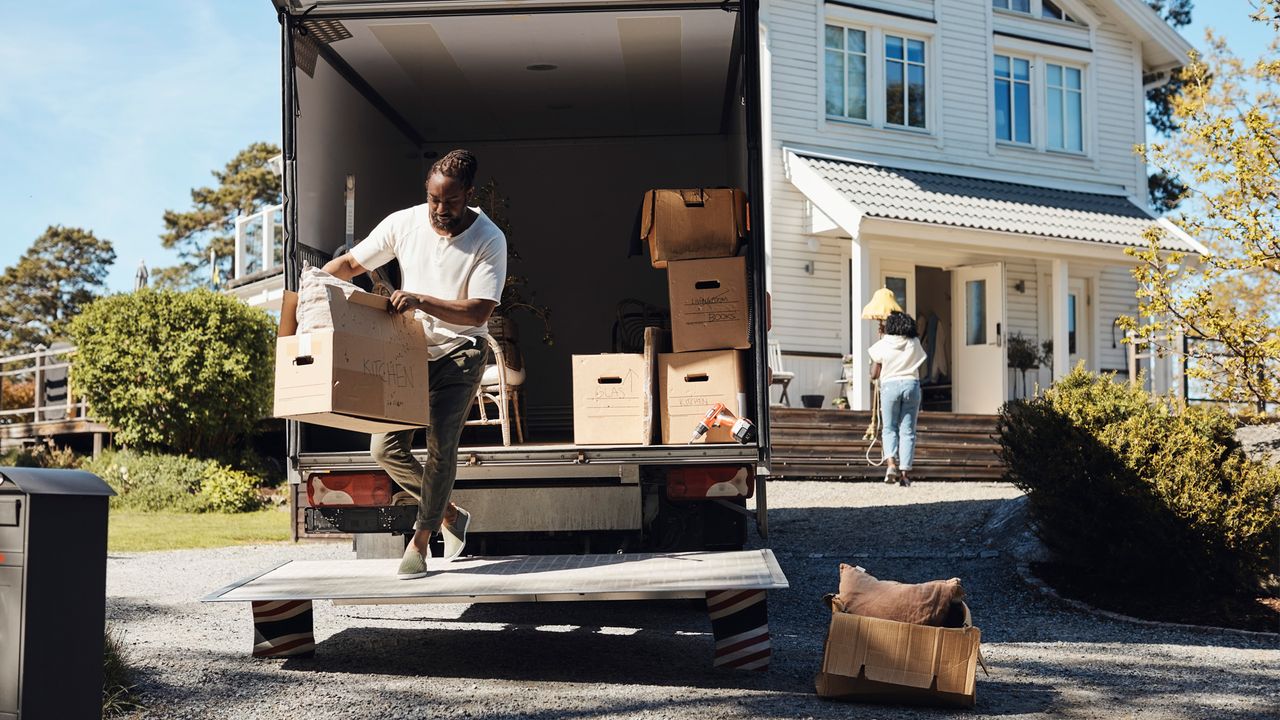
[107,481,1279,719]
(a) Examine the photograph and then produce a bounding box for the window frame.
[992,0,1082,25]
[993,53,1034,147]
[883,33,928,130]
[1044,61,1085,154]
[990,37,1093,158]
[820,6,938,137]
[824,25,871,123]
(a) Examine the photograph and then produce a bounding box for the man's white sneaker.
[442,507,471,561]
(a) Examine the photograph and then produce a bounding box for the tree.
[158,142,282,288]
[1124,11,1280,409]
[1145,0,1194,211]
[0,225,115,355]
[68,289,276,457]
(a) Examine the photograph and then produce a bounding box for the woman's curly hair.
[884,310,918,338]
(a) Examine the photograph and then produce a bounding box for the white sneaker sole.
[397,571,428,580]
[443,511,469,561]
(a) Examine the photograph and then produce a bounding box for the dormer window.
[1041,0,1074,21]
[993,0,1077,23]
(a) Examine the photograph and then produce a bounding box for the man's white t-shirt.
[351,203,507,360]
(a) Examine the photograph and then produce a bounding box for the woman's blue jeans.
[880,378,922,471]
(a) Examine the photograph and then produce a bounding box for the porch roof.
[787,152,1206,255]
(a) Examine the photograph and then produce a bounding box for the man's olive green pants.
[370,343,488,533]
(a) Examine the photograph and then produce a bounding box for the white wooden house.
[760,0,1202,414]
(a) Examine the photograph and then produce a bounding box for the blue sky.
[0,1,1272,293]
[0,1,281,291]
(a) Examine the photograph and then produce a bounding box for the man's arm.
[390,291,497,328]
[322,253,369,282]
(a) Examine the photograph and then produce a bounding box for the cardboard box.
[572,354,648,445]
[668,257,751,353]
[659,350,747,444]
[815,610,981,708]
[274,289,430,433]
[641,188,747,268]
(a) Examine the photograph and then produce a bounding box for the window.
[994,0,1075,22]
[823,18,932,133]
[885,35,927,129]
[994,55,1031,144]
[966,280,987,346]
[825,26,868,121]
[1046,63,1083,152]
[1041,0,1074,21]
[885,276,908,309]
[1068,293,1078,354]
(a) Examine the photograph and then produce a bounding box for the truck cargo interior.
[290,6,759,455]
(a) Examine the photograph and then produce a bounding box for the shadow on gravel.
[990,656,1278,719]
[106,597,183,624]
[283,624,801,691]
[767,498,1011,555]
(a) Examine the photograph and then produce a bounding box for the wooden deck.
[768,408,1004,480]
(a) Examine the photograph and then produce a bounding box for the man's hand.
[389,290,424,314]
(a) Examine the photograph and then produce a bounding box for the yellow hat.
[861,287,903,320]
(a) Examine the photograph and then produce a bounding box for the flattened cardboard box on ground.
[641,188,747,268]
[572,354,649,445]
[815,609,981,709]
[274,289,430,433]
[659,350,747,444]
[668,256,750,353]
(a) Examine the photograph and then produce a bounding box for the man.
[322,149,506,579]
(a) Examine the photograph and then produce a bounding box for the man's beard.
[433,212,463,233]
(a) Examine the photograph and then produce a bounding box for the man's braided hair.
[427,149,477,189]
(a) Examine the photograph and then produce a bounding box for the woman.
[869,311,927,486]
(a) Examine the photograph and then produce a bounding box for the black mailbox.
[0,467,115,720]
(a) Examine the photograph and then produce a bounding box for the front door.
[953,263,1007,414]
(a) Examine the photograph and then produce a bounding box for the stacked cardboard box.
[648,188,751,445]
[570,188,751,446]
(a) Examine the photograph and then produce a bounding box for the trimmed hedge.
[998,366,1280,597]
[83,450,263,513]
[68,289,275,458]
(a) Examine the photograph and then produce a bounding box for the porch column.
[1051,259,1069,381]
[849,237,871,410]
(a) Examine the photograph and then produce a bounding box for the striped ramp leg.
[705,589,770,670]
[251,600,315,658]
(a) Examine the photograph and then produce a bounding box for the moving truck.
[272,0,771,557]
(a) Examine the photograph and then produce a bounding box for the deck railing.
[0,344,90,426]
[232,203,286,282]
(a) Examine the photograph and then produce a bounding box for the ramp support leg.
[705,590,770,670]
[251,600,315,658]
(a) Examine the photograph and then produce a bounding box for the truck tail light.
[666,465,754,500]
[306,472,394,507]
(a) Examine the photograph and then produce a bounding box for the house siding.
[765,0,1155,397]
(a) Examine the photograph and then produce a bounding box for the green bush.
[199,466,262,513]
[84,450,262,513]
[68,289,275,457]
[998,366,1280,597]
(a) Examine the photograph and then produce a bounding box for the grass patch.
[103,625,142,717]
[109,508,291,552]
